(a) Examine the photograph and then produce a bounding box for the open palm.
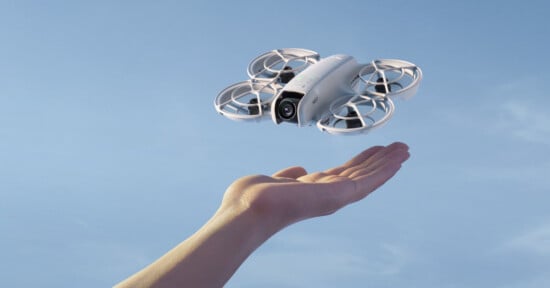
[221,142,410,229]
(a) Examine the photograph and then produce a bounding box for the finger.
[361,142,408,167]
[344,149,410,178]
[353,162,402,200]
[348,153,407,180]
[272,166,308,179]
[342,145,386,167]
[339,144,408,177]
[326,142,408,175]
[346,142,409,174]
[318,174,348,183]
[297,171,330,183]
[324,145,384,174]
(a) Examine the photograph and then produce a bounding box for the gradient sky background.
[1,1,549,287]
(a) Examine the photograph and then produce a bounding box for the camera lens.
[278,98,297,120]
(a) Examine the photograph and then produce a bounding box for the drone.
[214,48,422,135]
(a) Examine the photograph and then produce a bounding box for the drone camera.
[278,98,297,119]
[274,91,304,124]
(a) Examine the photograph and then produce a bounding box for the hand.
[116,142,410,288]
[220,142,410,231]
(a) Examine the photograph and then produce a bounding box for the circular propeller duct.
[247,48,320,84]
[353,59,422,100]
[214,79,279,121]
[317,94,395,135]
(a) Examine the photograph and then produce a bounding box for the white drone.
[214,48,422,135]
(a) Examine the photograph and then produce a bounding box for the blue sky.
[1,1,549,287]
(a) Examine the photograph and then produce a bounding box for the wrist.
[215,200,282,246]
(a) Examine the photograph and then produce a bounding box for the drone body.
[214,48,422,135]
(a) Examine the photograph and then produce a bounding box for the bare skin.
[116,142,410,288]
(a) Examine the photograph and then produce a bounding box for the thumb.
[272,166,308,179]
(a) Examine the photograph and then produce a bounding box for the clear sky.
[1,1,549,287]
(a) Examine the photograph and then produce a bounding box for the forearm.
[115,204,277,288]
